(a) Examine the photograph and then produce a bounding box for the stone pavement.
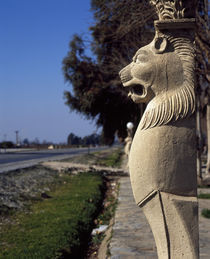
[109,176,210,258]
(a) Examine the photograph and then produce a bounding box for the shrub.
[198,193,210,199]
[201,209,210,219]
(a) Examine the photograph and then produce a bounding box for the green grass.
[0,172,104,259]
[201,209,210,218]
[97,191,119,225]
[92,233,105,246]
[88,181,119,253]
[95,148,123,168]
[198,193,210,199]
[62,147,123,168]
[197,185,210,188]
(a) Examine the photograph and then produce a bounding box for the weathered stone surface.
[119,28,197,204]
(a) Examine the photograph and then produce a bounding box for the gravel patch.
[0,166,59,213]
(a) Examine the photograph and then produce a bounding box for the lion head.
[119,32,195,130]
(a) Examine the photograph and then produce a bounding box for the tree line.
[67,132,104,146]
[63,0,209,172]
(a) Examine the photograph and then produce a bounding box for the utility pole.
[15,130,19,146]
[3,134,7,152]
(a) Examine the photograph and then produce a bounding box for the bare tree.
[195,0,210,176]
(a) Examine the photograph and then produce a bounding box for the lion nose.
[119,64,132,85]
[119,68,124,77]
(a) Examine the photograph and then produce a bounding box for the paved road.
[0,146,107,173]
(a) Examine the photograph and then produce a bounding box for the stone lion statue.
[119,30,199,258]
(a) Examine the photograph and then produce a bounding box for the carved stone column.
[124,122,134,158]
[119,0,199,258]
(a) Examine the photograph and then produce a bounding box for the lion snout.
[119,64,133,85]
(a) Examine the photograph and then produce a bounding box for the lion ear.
[153,37,167,54]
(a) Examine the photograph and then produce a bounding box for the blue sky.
[0,0,98,144]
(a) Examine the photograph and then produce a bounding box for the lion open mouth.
[127,84,147,101]
[131,84,144,96]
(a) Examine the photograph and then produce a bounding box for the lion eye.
[136,54,148,63]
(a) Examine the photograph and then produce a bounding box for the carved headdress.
[150,0,196,20]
